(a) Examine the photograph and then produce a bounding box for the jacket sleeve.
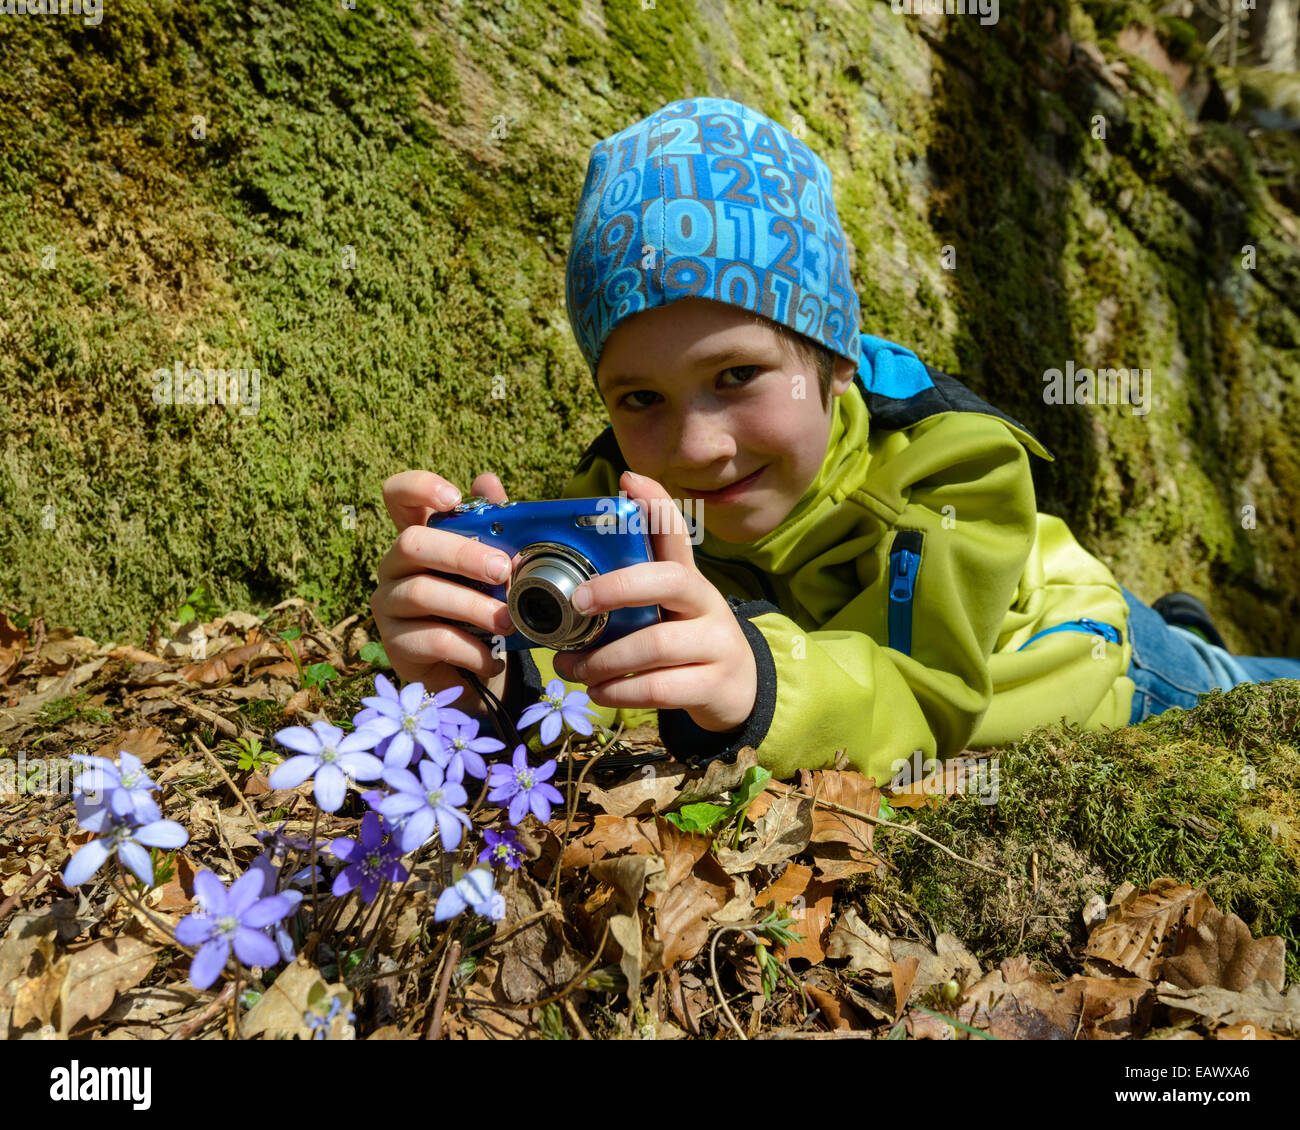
[655,416,1040,785]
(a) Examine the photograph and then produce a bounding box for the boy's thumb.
[471,472,509,504]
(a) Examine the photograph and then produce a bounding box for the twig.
[175,696,240,741]
[427,939,461,1040]
[563,997,592,1040]
[708,923,759,1040]
[166,982,236,1040]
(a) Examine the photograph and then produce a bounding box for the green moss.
[871,680,1300,985]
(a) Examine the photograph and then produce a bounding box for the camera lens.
[516,587,563,636]
[507,544,607,650]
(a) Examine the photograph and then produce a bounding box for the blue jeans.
[1122,586,1300,724]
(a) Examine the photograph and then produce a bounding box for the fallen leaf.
[89,727,170,768]
[1161,904,1285,993]
[645,819,734,971]
[59,936,157,1035]
[583,762,687,817]
[242,958,351,1040]
[12,955,69,1030]
[825,908,893,976]
[493,870,586,1004]
[1084,878,1211,980]
[178,639,278,685]
[545,813,659,873]
[891,955,920,1021]
[714,792,813,874]
[754,863,835,964]
[674,747,759,806]
[804,983,864,1030]
[1156,980,1300,1036]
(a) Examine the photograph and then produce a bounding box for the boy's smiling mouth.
[682,465,766,503]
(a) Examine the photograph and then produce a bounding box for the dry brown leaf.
[891,955,920,1021]
[12,954,69,1030]
[242,957,352,1040]
[89,726,170,768]
[1084,878,1211,980]
[935,933,983,989]
[1213,1023,1293,1040]
[904,1009,957,1038]
[583,762,687,817]
[1157,980,1300,1036]
[178,639,278,685]
[645,821,734,972]
[666,967,708,1036]
[825,908,893,976]
[1161,905,1285,993]
[546,813,659,872]
[493,870,586,1004]
[674,747,759,806]
[887,754,990,809]
[58,936,157,1035]
[754,863,835,964]
[804,983,865,1031]
[714,792,813,874]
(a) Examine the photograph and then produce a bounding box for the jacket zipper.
[888,531,924,656]
[1016,616,1122,651]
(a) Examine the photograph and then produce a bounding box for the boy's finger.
[382,470,463,530]
[471,472,509,504]
[618,470,697,569]
[573,560,704,618]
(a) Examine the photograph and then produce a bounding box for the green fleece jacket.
[505,341,1135,786]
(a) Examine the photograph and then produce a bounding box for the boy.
[372,98,1300,786]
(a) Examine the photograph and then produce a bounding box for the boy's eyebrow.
[599,347,755,395]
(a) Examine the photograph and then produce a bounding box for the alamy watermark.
[0,752,95,800]
[151,361,261,416]
[891,0,998,26]
[593,493,705,545]
[0,0,102,26]
[1042,360,1151,416]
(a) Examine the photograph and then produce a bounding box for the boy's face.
[595,297,856,543]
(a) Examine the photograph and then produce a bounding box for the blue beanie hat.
[565,97,861,381]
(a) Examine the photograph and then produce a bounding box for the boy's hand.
[551,471,758,734]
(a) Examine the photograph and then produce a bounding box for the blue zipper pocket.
[1016,616,1123,651]
[888,531,924,656]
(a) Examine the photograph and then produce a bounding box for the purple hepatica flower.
[62,813,189,888]
[436,721,504,783]
[376,761,471,854]
[70,751,161,826]
[486,745,564,826]
[269,721,384,813]
[330,812,408,903]
[434,867,506,923]
[358,674,463,769]
[518,679,597,746]
[478,828,525,871]
[175,869,297,990]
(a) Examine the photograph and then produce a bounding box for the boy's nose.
[671,412,737,469]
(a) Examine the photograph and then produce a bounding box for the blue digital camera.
[425,496,661,651]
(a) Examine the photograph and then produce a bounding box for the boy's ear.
[830,356,856,396]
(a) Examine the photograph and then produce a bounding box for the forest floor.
[1,598,1298,1041]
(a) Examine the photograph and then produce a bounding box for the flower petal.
[118,841,154,886]
[268,755,319,790]
[433,885,467,922]
[337,751,384,780]
[242,893,295,929]
[272,727,323,755]
[398,808,436,854]
[133,820,189,850]
[227,869,265,917]
[189,938,230,990]
[193,870,229,915]
[175,913,214,947]
[314,764,347,812]
[62,838,111,887]
[232,926,280,968]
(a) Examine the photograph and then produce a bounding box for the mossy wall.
[2,0,1298,657]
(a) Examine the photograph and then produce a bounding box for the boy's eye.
[618,366,759,410]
